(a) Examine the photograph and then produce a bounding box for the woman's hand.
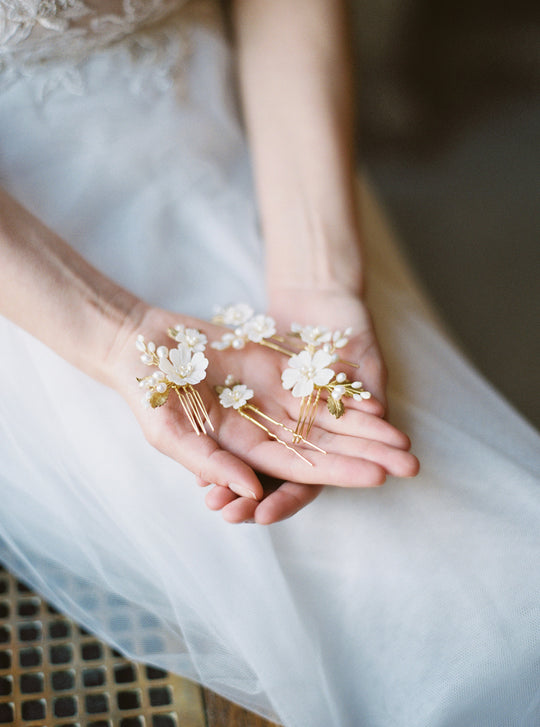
[108,304,418,525]
[204,287,414,524]
[268,287,388,410]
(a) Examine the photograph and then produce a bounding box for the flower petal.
[312,350,333,369]
[292,380,314,398]
[281,368,300,390]
[313,368,334,386]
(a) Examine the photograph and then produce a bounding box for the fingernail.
[229,483,258,500]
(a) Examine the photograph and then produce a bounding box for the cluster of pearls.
[139,370,168,409]
[330,373,371,404]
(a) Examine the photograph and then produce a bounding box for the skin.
[0,0,419,526]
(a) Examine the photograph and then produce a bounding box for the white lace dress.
[0,3,539,726]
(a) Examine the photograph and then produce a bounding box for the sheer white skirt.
[0,11,538,727]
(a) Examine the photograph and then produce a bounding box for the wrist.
[266,231,365,299]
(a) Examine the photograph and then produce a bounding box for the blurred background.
[351,0,540,429]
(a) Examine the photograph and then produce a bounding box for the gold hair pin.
[216,375,325,465]
[135,326,214,436]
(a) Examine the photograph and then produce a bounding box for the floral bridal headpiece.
[135,325,213,435]
[135,304,371,462]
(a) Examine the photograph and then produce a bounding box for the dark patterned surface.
[0,564,278,727]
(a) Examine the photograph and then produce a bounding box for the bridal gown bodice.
[0,2,539,727]
[0,0,186,62]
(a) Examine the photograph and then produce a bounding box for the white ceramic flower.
[219,384,254,410]
[158,345,208,386]
[169,324,207,353]
[295,325,332,347]
[243,314,276,343]
[281,350,335,398]
[212,303,254,326]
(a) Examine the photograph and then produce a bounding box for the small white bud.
[344,327,353,337]
[156,383,167,393]
[157,345,168,357]
[147,341,156,353]
[360,391,371,399]
[322,342,332,353]
[140,354,153,365]
[336,372,347,383]
[351,381,363,389]
[232,339,245,350]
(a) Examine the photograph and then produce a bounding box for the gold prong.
[239,411,312,466]
[294,393,310,443]
[185,387,206,433]
[244,405,326,454]
[191,386,215,432]
[175,389,200,435]
[303,388,321,440]
[259,340,298,357]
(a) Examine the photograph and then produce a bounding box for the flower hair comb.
[216,375,325,465]
[135,326,213,436]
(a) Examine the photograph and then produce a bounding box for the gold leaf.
[327,397,345,419]
[149,389,170,408]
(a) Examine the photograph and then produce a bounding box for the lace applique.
[0,0,193,95]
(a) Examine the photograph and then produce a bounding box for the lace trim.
[0,0,194,94]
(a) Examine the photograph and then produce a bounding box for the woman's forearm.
[0,188,147,385]
[231,0,363,295]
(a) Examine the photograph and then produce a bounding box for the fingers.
[266,408,418,478]
[296,407,412,449]
[149,421,264,501]
[205,485,258,523]
[205,482,323,525]
[254,483,323,524]
[243,441,388,487]
[309,432,420,478]
[205,485,238,510]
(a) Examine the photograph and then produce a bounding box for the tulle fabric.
[0,7,539,727]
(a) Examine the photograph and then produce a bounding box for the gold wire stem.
[259,339,298,357]
[339,358,359,368]
[243,405,326,454]
[238,410,312,466]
